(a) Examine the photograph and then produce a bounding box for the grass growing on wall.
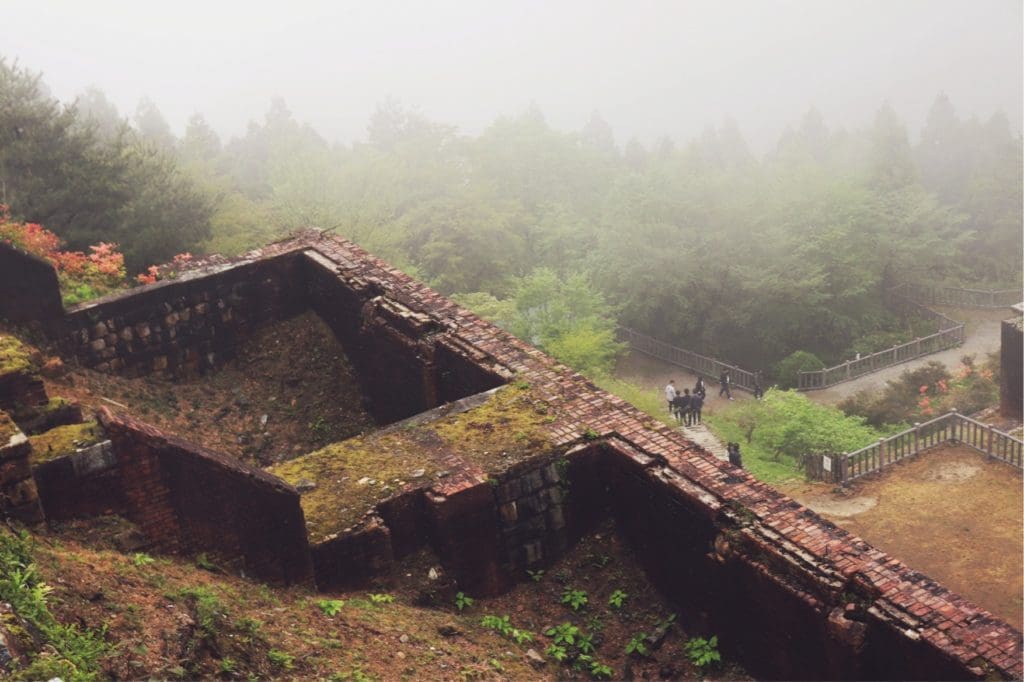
[591,374,676,428]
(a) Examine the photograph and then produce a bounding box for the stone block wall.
[58,254,306,378]
[0,242,63,325]
[1001,318,1022,418]
[99,409,313,585]
[0,414,44,524]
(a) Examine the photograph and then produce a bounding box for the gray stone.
[437,623,460,637]
[525,649,545,669]
[295,479,316,493]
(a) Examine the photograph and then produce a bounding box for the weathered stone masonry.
[24,230,1023,680]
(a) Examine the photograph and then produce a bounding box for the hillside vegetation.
[2,58,1020,380]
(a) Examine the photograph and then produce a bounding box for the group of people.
[664,378,705,426]
[664,369,766,426]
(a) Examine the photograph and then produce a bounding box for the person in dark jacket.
[727,442,744,468]
[689,391,704,425]
[719,370,733,400]
[672,389,692,424]
[694,376,706,399]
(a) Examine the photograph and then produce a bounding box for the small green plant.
[367,592,394,604]
[455,591,474,611]
[219,657,237,673]
[268,649,295,669]
[195,552,217,571]
[589,659,614,680]
[545,622,581,646]
[589,553,611,568]
[513,379,531,390]
[545,643,568,662]
[625,632,649,657]
[527,569,545,582]
[607,589,628,609]
[177,586,226,640]
[132,552,155,567]
[235,617,263,638]
[317,598,345,616]
[489,657,504,672]
[561,587,589,611]
[582,427,600,440]
[481,614,534,644]
[684,635,721,668]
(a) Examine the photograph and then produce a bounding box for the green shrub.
[684,635,721,668]
[705,389,884,483]
[774,350,825,389]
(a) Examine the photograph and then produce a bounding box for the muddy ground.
[781,444,1023,627]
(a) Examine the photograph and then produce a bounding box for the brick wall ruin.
[0,242,63,325]
[98,409,313,585]
[58,253,306,378]
[8,230,1020,680]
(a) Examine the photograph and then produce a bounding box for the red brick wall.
[99,409,313,585]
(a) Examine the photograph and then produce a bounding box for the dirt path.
[614,351,751,408]
[806,307,1010,405]
[779,444,1023,627]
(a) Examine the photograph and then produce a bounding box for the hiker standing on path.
[719,370,733,400]
[664,380,677,413]
[727,442,744,468]
[694,376,706,399]
[752,380,764,400]
[689,391,704,425]
[672,388,692,425]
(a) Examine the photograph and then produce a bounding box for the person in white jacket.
[664,380,677,413]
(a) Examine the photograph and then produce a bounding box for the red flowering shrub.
[0,204,127,304]
[135,252,195,285]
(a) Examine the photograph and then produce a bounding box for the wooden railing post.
[913,423,920,454]
[949,408,958,442]
[987,424,995,457]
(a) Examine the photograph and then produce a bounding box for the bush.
[705,389,884,483]
[774,350,825,389]
[839,355,999,426]
[0,207,128,305]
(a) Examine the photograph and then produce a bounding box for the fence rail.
[898,283,1023,309]
[797,284,966,390]
[812,411,1023,484]
[617,327,759,392]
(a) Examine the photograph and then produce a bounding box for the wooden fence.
[811,410,1023,485]
[897,283,1022,309]
[797,285,966,390]
[617,327,760,392]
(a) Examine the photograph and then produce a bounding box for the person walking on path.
[752,380,764,400]
[689,391,704,425]
[719,370,733,400]
[664,380,677,413]
[694,376,706,399]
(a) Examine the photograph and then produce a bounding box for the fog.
[2,0,1020,149]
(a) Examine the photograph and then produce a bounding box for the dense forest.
[1,58,1020,379]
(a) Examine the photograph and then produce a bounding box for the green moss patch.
[0,334,36,376]
[270,386,554,542]
[29,421,102,463]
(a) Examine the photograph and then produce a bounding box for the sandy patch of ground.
[780,444,1023,627]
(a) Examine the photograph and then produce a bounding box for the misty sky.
[3,0,1021,151]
